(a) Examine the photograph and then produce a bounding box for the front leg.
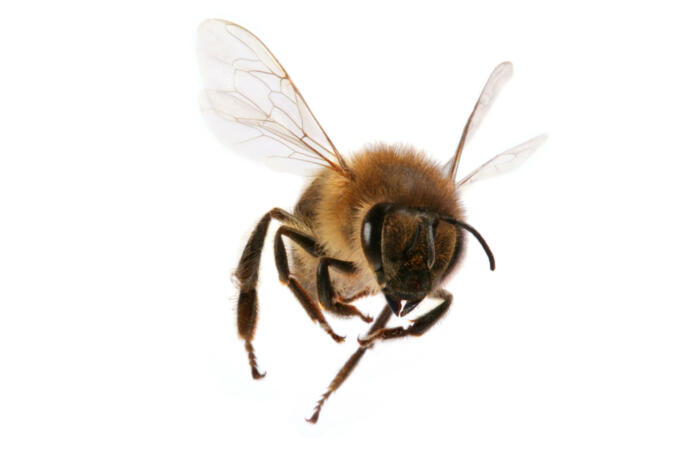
[306,305,393,424]
[316,257,368,320]
[357,289,452,347]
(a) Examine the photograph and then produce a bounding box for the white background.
[1,1,695,462]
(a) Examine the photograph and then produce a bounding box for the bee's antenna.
[440,217,495,271]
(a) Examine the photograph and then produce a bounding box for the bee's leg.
[234,208,297,379]
[357,289,453,347]
[330,289,373,322]
[273,227,346,343]
[323,296,373,323]
[306,306,392,424]
[325,293,373,322]
[337,288,373,304]
[316,258,372,322]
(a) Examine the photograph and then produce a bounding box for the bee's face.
[361,204,461,316]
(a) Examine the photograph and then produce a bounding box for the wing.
[197,19,350,177]
[457,134,548,187]
[444,62,514,180]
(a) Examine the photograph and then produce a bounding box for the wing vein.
[197,19,349,177]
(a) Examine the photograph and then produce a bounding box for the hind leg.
[234,208,297,379]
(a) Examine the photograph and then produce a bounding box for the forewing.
[445,62,514,180]
[457,134,548,187]
[197,19,348,176]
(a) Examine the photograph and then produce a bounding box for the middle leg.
[273,226,345,342]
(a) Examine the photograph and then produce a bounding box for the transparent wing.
[444,62,514,180]
[457,134,548,187]
[197,19,349,176]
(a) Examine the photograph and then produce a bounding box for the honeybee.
[197,19,546,423]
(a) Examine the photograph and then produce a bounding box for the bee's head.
[361,202,494,317]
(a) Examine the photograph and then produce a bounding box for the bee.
[197,19,546,423]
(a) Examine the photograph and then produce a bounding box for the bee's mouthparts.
[401,297,424,316]
[384,294,402,316]
[384,294,425,317]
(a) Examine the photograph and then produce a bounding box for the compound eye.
[361,203,393,281]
